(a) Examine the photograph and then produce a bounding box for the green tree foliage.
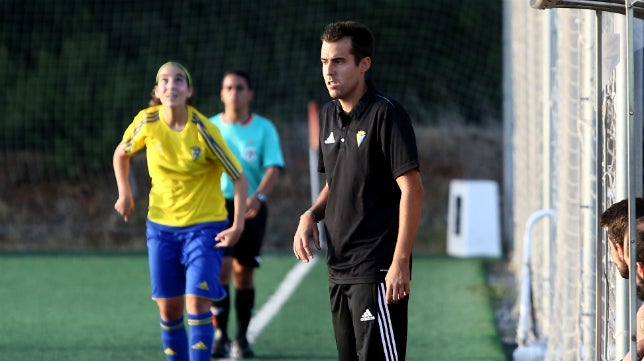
[0,0,501,177]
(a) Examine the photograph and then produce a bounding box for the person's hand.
[244,196,261,219]
[385,259,411,304]
[293,211,321,263]
[215,224,244,248]
[114,195,134,222]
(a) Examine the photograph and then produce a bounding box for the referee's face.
[220,74,253,113]
[321,37,369,104]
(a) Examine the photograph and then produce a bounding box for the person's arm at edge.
[113,143,134,222]
[622,303,644,361]
[386,169,423,304]
[293,183,328,263]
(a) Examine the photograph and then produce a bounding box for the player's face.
[220,74,253,112]
[154,64,192,107]
[609,235,630,279]
[321,37,370,102]
[637,272,644,300]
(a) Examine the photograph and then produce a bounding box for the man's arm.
[621,304,644,361]
[385,169,423,304]
[246,165,282,218]
[293,183,328,263]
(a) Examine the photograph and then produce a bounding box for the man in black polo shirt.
[293,21,424,361]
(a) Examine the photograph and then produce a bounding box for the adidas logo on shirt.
[324,132,336,144]
[360,309,375,322]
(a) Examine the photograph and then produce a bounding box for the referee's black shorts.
[329,282,408,361]
[222,198,267,268]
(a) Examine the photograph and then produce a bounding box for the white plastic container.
[446,179,502,258]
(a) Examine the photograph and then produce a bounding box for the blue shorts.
[146,220,227,301]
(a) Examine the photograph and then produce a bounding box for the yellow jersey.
[121,105,242,226]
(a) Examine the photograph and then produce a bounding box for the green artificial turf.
[0,252,507,360]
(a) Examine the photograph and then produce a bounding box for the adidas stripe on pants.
[329,282,408,361]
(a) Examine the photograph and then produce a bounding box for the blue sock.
[160,317,189,361]
[188,311,214,361]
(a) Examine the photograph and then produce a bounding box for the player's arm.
[113,143,134,222]
[216,173,248,247]
[293,183,328,263]
[385,169,423,304]
[246,165,282,218]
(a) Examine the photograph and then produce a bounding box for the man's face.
[320,37,368,101]
[637,271,644,300]
[220,74,253,112]
[612,235,644,299]
[609,236,630,279]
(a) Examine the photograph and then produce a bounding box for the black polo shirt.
[318,82,419,284]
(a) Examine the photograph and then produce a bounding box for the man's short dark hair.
[600,198,644,244]
[321,21,374,65]
[222,70,253,90]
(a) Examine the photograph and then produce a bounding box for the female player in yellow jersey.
[113,61,248,361]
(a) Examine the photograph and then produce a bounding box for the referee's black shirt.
[318,82,419,284]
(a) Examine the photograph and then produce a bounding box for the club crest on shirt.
[243,146,257,162]
[356,130,366,147]
[190,147,201,160]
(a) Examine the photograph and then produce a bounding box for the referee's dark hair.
[222,70,254,91]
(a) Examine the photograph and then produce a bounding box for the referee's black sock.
[213,284,230,340]
[235,288,255,341]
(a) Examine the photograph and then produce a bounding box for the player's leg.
[184,222,227,361]
[211,249,233,357]
[349,282,408,361]
[156,297,189,361]
[185,295,216,361]
[329,282,358,361]
[147,221,189,361]
[231,260,255,357]
[212,199,236,356]
[230,202,267,358]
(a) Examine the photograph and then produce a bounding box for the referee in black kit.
[293,20,423,361]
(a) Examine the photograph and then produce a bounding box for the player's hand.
[385,260,410,304]
[114,196,134,222]
[293,211,320,263]
[215,225,243,248]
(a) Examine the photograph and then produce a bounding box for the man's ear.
[636,261,644,278]
[613,241,626,257]
[622,232,630,257]
[359,57,371,73]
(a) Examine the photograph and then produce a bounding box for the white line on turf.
[247,257,318,343]
[216,257,318,360]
